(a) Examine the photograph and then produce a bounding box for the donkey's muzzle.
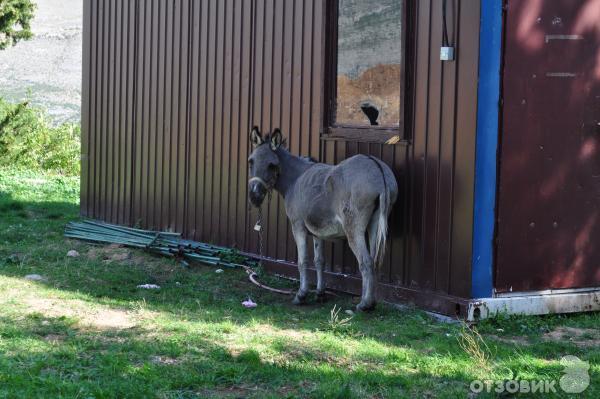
[248,181,267,207]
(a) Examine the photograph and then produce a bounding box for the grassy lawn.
[0,167,598,398]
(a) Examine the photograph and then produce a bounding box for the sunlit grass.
[0,168,598,398]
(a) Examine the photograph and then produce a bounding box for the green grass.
[0,167,598,398]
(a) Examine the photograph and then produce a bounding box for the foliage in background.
[0,0,36,49]
[0,98,80,175]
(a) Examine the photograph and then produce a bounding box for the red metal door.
[496,0,600,292]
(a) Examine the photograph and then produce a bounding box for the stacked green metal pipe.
[64,220,254,268]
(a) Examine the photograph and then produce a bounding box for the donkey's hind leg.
[313,237,326,299]
[291,223,310,305]
[346,224,377,311]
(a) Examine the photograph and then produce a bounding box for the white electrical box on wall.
[440,46,455,61]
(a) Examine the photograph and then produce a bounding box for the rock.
[137,284,160,290]
[345,309,355,316]
[109,252,130,261]
[25,274,46,281]
[215,269,224,274]
[242,299,257,308]
[66,250,80,257]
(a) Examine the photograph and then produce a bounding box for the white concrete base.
[467,288,600,321]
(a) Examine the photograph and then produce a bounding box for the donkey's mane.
[271,138,317,164]
[300,155,317,164]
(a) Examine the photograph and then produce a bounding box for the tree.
[0,0,36,50]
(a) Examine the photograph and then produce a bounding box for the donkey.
[247,127,398,311]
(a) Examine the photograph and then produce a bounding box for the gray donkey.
[247,127,398,311]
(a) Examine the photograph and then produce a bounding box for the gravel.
[0,0,82,124]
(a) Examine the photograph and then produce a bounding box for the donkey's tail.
[373,186,391,268]
[367,156,391,268]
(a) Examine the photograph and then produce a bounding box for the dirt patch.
[23,297,136,330]
[543,326,600,348]
[129,253,148,265]
[150,355,181,366]
[487,335,530,346]
[95,335,127,344]
[43,334,65,344]
[87,244,132,263]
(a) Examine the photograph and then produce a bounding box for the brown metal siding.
[82,0,136,225]
[82,0,481,302]
[496,0,600,292]
[244,0,324,262]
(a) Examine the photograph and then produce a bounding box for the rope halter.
[248,176,271,192]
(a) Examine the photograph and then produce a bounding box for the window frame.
[321,0,413,144]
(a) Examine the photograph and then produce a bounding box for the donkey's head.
[247,126,284,207]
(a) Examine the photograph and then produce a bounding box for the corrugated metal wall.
[496,0,600,292]
[82,0,481,303]
[411,0,480,298]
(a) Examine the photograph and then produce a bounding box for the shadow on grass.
[0,188,78,222]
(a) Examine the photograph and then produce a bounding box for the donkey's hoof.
[292,294,307,305]
[356,301,376,312]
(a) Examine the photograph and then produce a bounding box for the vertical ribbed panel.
[129,0,192,232]
[408,0,479,297]
[185,0,255,247]
[82,0,135,225]
[246,0,322,262]
[82,0,480,300]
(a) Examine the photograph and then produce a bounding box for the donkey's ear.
[270,128,283,150]
[250,126,263,147]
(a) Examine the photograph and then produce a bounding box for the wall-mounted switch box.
[440,46,455,61]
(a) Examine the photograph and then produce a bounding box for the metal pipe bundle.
[64,220,254,269]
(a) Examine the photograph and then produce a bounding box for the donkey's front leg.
[291,224,310,305]
[313,237,326,299]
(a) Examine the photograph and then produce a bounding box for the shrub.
[0,98,80,175]
[0,0,36,49]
